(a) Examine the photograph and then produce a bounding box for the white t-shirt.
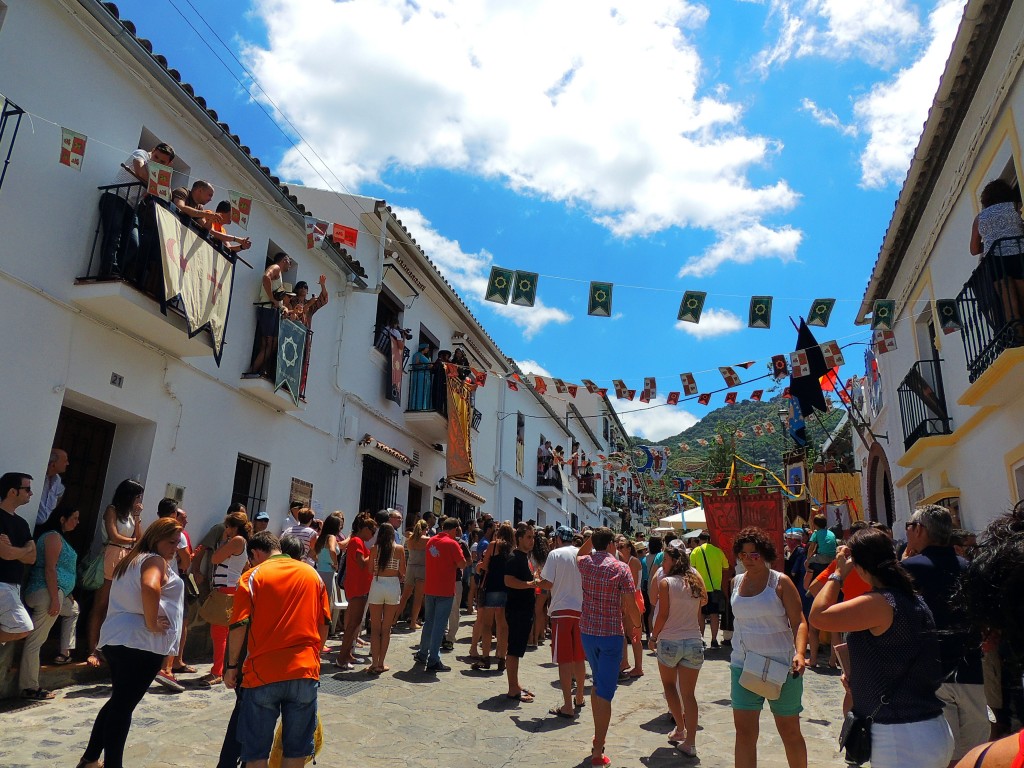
[111,148,149,187]
[540,545,583,614]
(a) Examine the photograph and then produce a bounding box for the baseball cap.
[255,511,270,521]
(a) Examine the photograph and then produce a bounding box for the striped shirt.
[577,551,635,637]
[282,524,317,567]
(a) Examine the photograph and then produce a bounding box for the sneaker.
[710,640,720,649]
[154,671,185,693]
[425,662,451,672]
[722,638,732,648]
[441,641,454,651]
[412,654,427,665]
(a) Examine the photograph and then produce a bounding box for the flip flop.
[591,755,611,766]
[53,653,73,665]
[21,688,55,700]
[548,706,575,718]
[628,669,644,678]
[85,653,103,668]
[506,690,535,702]
[172,664,197,674]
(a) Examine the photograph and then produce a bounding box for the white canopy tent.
[658,507,707,530]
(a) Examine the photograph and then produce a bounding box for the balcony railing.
[578,475,596,496]
[537,470,562,491]
[406,363,447,417]
[957,236,1024,382]
[471,408,482,431]
[897,359,952,451]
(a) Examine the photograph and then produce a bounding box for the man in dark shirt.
[903,504,987,764]
[0,472,37,642]
[171,180,215,226]
[504,525,539,702]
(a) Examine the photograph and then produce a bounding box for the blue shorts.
[730,664,803,716]
[656,638,704,670]
[482,591,507,608]
[239,678,319,761]
[582,633,624,702]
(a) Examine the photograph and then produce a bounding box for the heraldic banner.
[387,332,406,405]
[155,204,235,364]
[446,368,476,483]
[702,490,784,567]
[275,318,307,406]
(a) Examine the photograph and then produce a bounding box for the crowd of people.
[4,464,1024,768]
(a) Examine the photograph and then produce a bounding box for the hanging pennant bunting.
[678,290,707,323]
[873,329,897,354]
[533,376,547,394]
[782,387,792,398]
[59,127,87,171]
[506,374,519,391]
[512,271,539,307]
[871,299,896,330]
[581,379,599,394]
[724,392,738,405]
[639,388,651,403]
[304,216,318,250]
[643,377,656,399]
[697,438,709,447]
[597,387,608,397]
[808,298,836,327]
[229,190,252,230]
[719,366,741,387]
[589,281,613,317]
[764,421,776,434]
[750,390,763,402]
[736,360,756,369]
[679,373,698,396]
[735,430,746,439]
[697,393,711,406]
[789,350,811,377]
[752,424,764,437]
[771,354,789,379]
[331,223,359,249]
[715,434,724,445]
[819,340,845,368]
[484,266,514,304]
[147,161,173,201]
[612,379,628,399]
[552,378,568,394]
[679,442,690,451]
[935,299,962,334]
[748,296,773,329]
[474,370,487,388]
[625,389,636,401]
[666,391,680,405]
[566,384,578,398]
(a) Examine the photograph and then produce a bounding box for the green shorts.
[730,664,803,716]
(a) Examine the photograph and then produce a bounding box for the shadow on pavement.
[63,685,110,699]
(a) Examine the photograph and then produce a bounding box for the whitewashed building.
[854,0,1024,533]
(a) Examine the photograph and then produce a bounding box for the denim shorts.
[656,638,704,670]
[482,591,507,608]
[239,678,319,761]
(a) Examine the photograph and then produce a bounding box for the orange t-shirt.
[231,555,330,687]
[815,559,871,599]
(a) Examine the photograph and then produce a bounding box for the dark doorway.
[53,406,116,556]
[406,483,423,533]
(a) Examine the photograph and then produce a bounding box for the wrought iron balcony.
[577,475,597,498]
[957,236,1024,382]
[897,359,952,451]
[471,408,482,431]
[406,364,447,417]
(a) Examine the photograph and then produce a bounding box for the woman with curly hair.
[811,528,951,768]
[652,539,708,757]
[730,527,808,768]
[397,519,429,630]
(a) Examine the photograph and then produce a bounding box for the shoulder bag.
[739,651,791,700]
[198,589,234,627]
[700,548,724,612]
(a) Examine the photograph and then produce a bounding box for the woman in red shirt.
[336,513,375,669]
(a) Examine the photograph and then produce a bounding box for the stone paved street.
[1,616,849,767]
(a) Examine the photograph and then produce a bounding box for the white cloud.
[389,206,572,339]
[800,98,858,137]
[678,222,802,277]
[245,0,801,273]
[516,359,552,378]
[853,0,965,188]
[675,307,745,339]
[749,0,922,73]
[616,397,700,441]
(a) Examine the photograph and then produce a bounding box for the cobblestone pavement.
[0,615,850,767]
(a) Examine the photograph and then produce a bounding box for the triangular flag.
[666,391,680,405]
[612,380,628,399]
[331,223,358,249]
[771,354,789,379]
[474,370,487,388]
[59,127,87,171]
[533,376,547,394]
[589,281,613,317]
[229,190,252,230]
[485,266,514,304]
[820,367,840,391]
[679,373,698,396]
[512,271,539,307]
[736,361,756,369]
[808,298,836,327]
[719,367,741,387]
[782,387,791,398]
[819,340,845,368]
[677,291,706,323]
[553,378,568,394]
[697,393,711,405]
[750,390,763,401]
[506,374,519,391]
[871,299,896,330]
[639,389,650,403]
[147,161,173,201]
[935,299,962,334]
[724,392,737,405]
[581,379,599,394]
[625,389,636,401]
[597,388,608,397]
[566,384,578,398]
[748,296,772,329]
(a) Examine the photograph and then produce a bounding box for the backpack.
[335,544,348,589]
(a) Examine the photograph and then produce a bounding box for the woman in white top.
[86,479,144,669]
[651,540,708,757]
[78,518,184,768]
[204,511,251,685]
[730,527,808,768]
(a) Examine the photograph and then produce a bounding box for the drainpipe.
[495,367,507,518]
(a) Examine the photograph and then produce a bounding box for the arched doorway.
[866,442,894,527]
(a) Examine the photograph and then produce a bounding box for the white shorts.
[0,581,33,634]
[367,576,401,605]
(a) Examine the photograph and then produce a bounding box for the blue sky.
[114,0,966,439]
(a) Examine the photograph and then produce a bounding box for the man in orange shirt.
[224,532,330,768]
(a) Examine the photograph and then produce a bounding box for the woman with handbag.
[201,511,251,685]
[730,527,809,768]
[810,528,952,768]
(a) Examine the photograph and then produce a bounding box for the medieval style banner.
[387,331,406,405]
[703,490,784,567]
[446,373,476,483]
[154,204,236,364]
[275,318,307,406]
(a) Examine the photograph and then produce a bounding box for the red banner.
[446,373,476,483]
[702,491,785,567]
[387,334,405,404]
[332,223,359,249]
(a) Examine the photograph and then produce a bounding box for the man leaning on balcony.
[171,180,215,225]
[98,142,175,279]
[243,252,292,380]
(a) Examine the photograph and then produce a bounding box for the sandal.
[548,705,575,718]
[75,760,103,768]
[496,657,506,673]
[506,690,535,702]
[471,658,492,671]
[668,729,687,744]
[53,653,73,665]
[172,664,197,674]
[21,688,55,700]
[85,653,103,668]
[591,740,610,766]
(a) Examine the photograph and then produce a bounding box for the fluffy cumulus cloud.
[515,359,553,378]
[748,0,923,72]
[245,0,801,275]
[390,206,571,339]
[675,307,745,339]
[853,0,966,188]
[678,223,802,277]
[616,397,700,441]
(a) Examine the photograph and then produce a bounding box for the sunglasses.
[905,522,920,531]
[739,551,762,560]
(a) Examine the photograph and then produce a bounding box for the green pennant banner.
[748,296,772,329]
[807,298,836,327]
[871,299,896,330]
[511,271,539,307]
[935,299,962,334]
[589,281,613,317]
[485,266,514,304]
[678,291,706,323]
[275,318,307,407]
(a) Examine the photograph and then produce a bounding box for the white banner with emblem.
[155,204,235,363]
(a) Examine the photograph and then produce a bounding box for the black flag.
[789,319,829,419]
